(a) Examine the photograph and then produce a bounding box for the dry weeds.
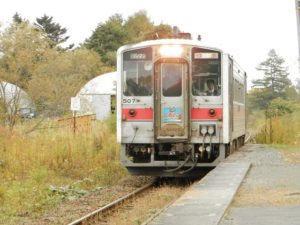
[21,176,153,225]
[280,147,300,164]
[233,185,300,207]
[0,117,127,225]
[105,185,185,225]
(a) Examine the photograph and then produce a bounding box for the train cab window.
[191,48,221,96]
[122,48,153,96]
[161,63,182,97]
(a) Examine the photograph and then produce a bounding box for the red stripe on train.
[122,108,223,121]
[191,108,223,120]
[122,108,153,121]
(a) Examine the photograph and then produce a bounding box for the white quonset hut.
[0,82,35,117]
[76,71,117,120]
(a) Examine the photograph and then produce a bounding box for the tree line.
[0,11,174,128]
[0,11,299,129]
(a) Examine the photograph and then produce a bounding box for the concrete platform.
[219,144,300,225]
[148,153,251,225]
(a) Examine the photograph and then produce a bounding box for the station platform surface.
[148,151,251,225]
[219,144,300,225]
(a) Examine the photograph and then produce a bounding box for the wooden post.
[270,116,273,143]
[73,111,76,134]
[265,109,268,143]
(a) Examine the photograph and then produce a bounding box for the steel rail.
[68,181,156,225]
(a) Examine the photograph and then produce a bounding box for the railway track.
[67,177,199,225]
[67,180,156,225]
[67,142,251,225]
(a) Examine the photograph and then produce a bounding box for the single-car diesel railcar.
[117,38,246,176]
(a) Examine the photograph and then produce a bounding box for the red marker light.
[128,109,136,117]
[208,109,216,117]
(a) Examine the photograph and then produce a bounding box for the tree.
[0,22,51,127]
[247,88,274,110]
[249,49,293,111]
[84,14,127,67]
[249,50,295,143]
[123,10,154,43]
[252,49,291,99]
[28,48,106,116]
[267,97,294,117]
[12,12,26,24]
[0,21,51,88]
[35,14,73,49]
[0,19,113,125]
[144,23,173,40]
[84,11,175,67]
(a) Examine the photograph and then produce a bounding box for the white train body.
[116,39,246,176]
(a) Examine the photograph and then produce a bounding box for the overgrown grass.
[251,109,300,146]
[0,115,127,224]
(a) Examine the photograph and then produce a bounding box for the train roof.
[117,39,223,54]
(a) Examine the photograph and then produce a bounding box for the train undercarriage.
[121,136,245,177]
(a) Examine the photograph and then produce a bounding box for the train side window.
[122,47,153,97]
[192,77,220,96]
[191,48,221,96]
[123,61,153,96]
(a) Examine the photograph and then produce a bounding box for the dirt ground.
[20,176,154,225]
[219,144,300,225]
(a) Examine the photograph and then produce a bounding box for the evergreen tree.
[252,49,291,99]
[12,12,24,24]
[35,14,73,49]
[249,49,293,114]
[84,11,175,67]
[84,14,127,67]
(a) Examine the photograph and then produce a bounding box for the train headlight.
[159,45,183,57]
[208,126,214,135]
[205,145,211,153]
[200,126,207,135]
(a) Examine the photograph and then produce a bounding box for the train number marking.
[123,99,137,104]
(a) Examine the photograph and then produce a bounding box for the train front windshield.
[123,47,153,96]
[162,64,182,97]
[122,46,221,97]
[191,48,221,96]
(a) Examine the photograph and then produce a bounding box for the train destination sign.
[130,53,146,60]
[194,52,219,59]
[123,47,152,61]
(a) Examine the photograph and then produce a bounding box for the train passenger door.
[155,60,189,140]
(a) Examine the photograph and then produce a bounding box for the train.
[116,35,246,176]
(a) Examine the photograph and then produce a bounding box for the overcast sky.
[0,0,299,87]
